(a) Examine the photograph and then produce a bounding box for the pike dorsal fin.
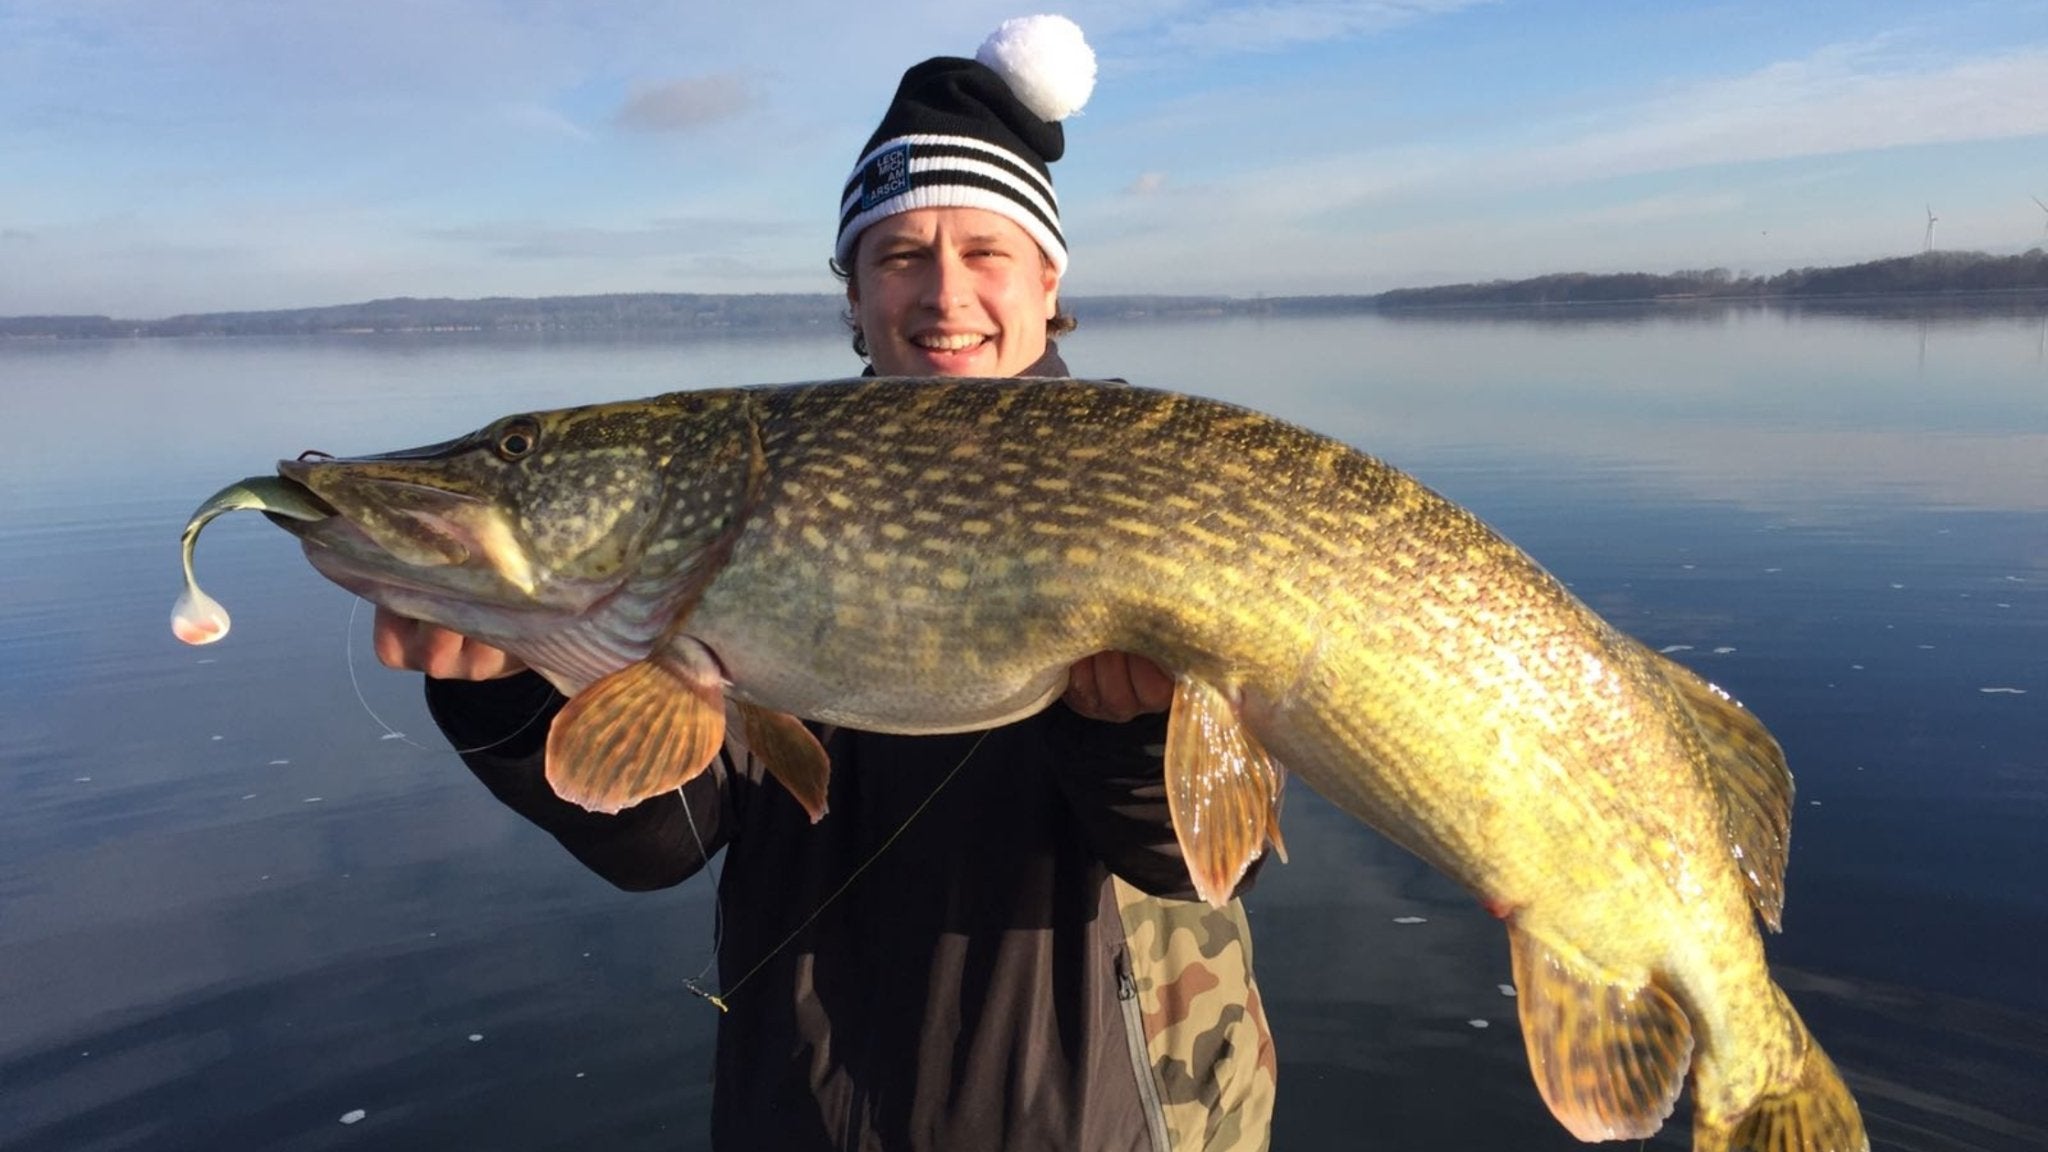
[1164,677,1288,908]
[546,643,726,815]
[1650,650,1794,931]
[734,701,832,824]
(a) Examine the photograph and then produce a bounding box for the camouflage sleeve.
[424,672,729,891]
[1040,705,1263,901]
[1113,879,1278,1152]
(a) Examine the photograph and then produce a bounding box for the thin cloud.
[614,75,752,134]
[1098,39,2048,239]
[1126,172,1168,195]
[431,217,800,261]
[1165,0,1494,53]
[1527,42,2048,182]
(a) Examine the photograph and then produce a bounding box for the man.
[380,17,1273,1151]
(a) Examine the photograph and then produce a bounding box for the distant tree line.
[6,251,2044,339]
[1372,249,2048,309]
[0,293,846,339]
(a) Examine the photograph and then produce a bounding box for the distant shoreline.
[6,249,2044,340]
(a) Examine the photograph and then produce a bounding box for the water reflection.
[2,303,2043,1151]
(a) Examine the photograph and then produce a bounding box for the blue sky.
[4,1,2046,317]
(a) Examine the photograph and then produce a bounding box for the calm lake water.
[3,303,2043,1151]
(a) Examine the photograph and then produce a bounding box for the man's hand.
[1062,651,1173,722]
[373,606,528,681]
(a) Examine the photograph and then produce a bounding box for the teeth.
[915,333,987,352]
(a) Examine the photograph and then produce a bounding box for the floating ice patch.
[1890,583,1906,590]
[269,759,290,765]
[1497,984,1516,997]
[1712,646,1737,654]
[303,797,323,803]
[1392,916,1427,925]
[468,1033,484,1043]
[1658,644,1693,654]
[1979,687,2027,695]
[1467,1019,1490,1029]
[379,732,407,741]
[241,794,257,800]
[75,776,91,783]
[340,1109,366,1125]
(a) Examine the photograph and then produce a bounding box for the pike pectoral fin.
[1164,677,1287,909]
[735,702,831,824]
[546,649,725,815]
[1508,926,1693,1142]
[1651,650,1794,931]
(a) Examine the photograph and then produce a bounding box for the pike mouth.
[274,458,483,568]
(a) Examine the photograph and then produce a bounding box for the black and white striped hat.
[835,15,1096,277]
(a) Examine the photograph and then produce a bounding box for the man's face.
[848,207,1061,378]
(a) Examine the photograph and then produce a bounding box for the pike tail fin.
[1693,1000,1868,1152]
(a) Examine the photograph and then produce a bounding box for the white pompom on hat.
[976,15,1097,122]
[836,15,1097,276]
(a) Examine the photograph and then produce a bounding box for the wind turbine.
[2033,195,2048,238]
[1923,204,1938,253]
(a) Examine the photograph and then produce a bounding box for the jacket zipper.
[1115,947,1173,1152]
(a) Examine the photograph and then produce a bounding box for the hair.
[828,252,1078,363]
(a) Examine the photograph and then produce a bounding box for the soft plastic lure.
[172,475,330,645]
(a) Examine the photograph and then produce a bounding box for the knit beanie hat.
[835,15,1097,277]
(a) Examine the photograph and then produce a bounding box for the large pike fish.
[179,378,1865,1151]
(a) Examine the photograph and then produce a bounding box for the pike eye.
[495,419,540,461]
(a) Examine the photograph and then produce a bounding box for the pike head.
[274,390,760,655]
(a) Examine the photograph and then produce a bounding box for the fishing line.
[684,729,990,1014]
[676,772,725,1000]
[344,597,557,755]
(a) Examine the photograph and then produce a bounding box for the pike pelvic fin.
[1692,989,1868,1152]
[1164,677,1287,908]
[545,646,726,815]
[1508,926,1693,1142]
[1651,651,1795,931]
[735,701,832,824]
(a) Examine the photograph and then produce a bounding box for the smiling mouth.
[913,332,992,352]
